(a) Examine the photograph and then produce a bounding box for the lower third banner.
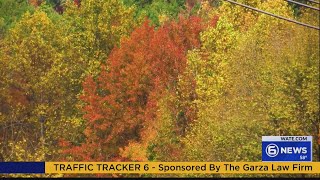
[0,162,320,174]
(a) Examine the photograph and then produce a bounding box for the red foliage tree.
[74,0,81,7]
[62,16,205,161]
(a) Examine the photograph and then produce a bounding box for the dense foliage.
[0,0,319,178]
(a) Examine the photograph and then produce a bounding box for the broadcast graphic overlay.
[1,162,320,174]
[262,136,312,162]
[0,136,319,175]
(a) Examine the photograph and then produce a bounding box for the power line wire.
[285,0,320,11]
[222,0,320,30]
[305,0,320,5]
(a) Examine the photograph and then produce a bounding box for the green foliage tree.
[123,0,187,25]
[62,0,136,76]
[0,0,34,37]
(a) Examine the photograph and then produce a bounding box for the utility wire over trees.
[222,0,320,30]
[305,0,320,5]
[285,0,320,11]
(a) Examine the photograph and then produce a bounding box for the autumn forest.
[0,0,319,178]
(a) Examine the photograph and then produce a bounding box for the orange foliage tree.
[61,16,204,161]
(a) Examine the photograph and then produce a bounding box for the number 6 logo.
[266,143,279,157]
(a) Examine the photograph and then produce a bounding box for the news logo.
[262,136,312,162]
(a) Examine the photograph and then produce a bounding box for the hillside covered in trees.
[0,0,319,178]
